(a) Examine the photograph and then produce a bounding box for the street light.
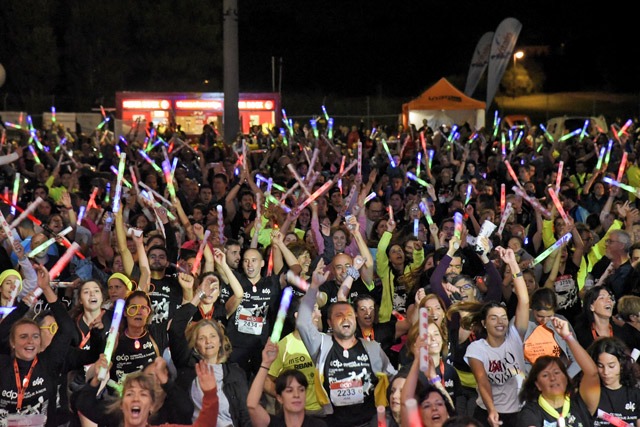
[513,50,524,67]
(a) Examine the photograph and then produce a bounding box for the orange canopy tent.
[402,78,486,130]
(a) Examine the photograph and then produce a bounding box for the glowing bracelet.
[548,188,570,224]
[617,152,628,182]
[512,186,551,218]
[191,230,211,275]
[97,298,125,381]
[49,242,81,281]
[532,232,572,266]
[419,307,429,372]
[10,197,42,229]
[270,286,293,343]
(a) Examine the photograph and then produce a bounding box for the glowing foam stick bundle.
[406,171,430,188]
[500,184,506,214]
[381,139,396,167]
[617,152,628,182]
[419,199,433,226]
[512,186,551,218]
[555,161,563,190]
[357,141,362,175]
[11,173,19,215]
[271,286,294,343]
[10,197,42,228]
[112,153,127,214]
[377,406,387,427]
[285,271,309,292]
[191,230,211,275]
[504,161,522,188]
[49,242,81,281]
[216,205,224,244]
[548,188,570,225]
[497,202,513,236]
[597,409,632,427]
[0,209,16,246]
[97,298,125,382]
[602,177,640,197]
[418,307,429,372]
[28,226,73,258]
[531,232,572,266]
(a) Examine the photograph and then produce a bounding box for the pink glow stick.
[497,202,513,235]
[87,187,99,210]
[338,155,346,194]
[504,160,522,188]
[377,406,387,427]
[388,205,394,222]
[405,399,421,427]
[0,209,16,246]
[191,230,211,275]
[49,242,81,281]
[617,152,628,182]
[500,184,506,214]
[548,188,570,224]
[287,164,312,197]
[10,197,43,228]
[512,186,551,218]
[285,271,310,292]
[597,409,632,427]
[217,205,224,244]
[555,161,563,191]
[419,307,429,372]
[357,141,362,176]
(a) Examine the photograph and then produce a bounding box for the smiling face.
[419,391,449,427]
[535,361,568,399]
[596,352,621,389]
[276,378,306,414]
[328,304,356,340]
[590,289,614,320]
[121,380,154,427]
[427,323,443,356]
[424,298,445,327]
[355,298,375,329]
[483,307,509,339]
[80,281,103,313]
[389,377,406,416]
[242,249,264,281]
[297,251,311,275]
[195,324,221,363]
[12,323,41,361]
[332,229,347,252]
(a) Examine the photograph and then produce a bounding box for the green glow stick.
[531,232,572,266]
[382,139,396,167]
[419,198,433,226]
[596,147,605,170]
[406,172,429,188]
[602,177,640,197]
[270,286,293,342]
[604,140,614,166]
[559,128,582,142]
[539,124,554,143]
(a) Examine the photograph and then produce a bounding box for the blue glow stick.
[539,124,555,142]
[364,192,377,204]
[406,172,430,188]
[310,119,319,139]
[97,299,125,381]
[327,118,334,140]
[382,139,396,167]
[428,150,434,169]
[579,119,589,141]
[321,105,329,121]
[413,218,419,237]
[416,152,422,175]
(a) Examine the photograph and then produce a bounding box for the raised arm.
[247,340,278,427]
[213,248,244,317]
[347,214,374,284]
[497,246,529,339]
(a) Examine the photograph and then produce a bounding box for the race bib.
[237,310,264,335]
[329,379,364,406]
[7,414,47,427]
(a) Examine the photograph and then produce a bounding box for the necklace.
[538,394,570,427]
[125,329,147,350]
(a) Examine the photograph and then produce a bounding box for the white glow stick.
[419,307,429,372]
[11,173,19,215]
[357,141,362,175]
[28,226,73,258]
[138,182,172,206]
[0,209,16,246]
[217,205,224,244]
[548,188,570,224]
[497,202,513,235]
[270,287,294,342]
[512,186,551,218]
[531,232,572,266]
[413,218,419,237]
[10,197,43,228]
[97,298,125,382]
[7,277,21,307]
[77,205,86,225]
[287,164,312,197]
[112,153,126,213]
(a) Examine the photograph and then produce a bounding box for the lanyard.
[591,323,613,340]
[538,394,570,427]
[437,359,446,387]
[77,310,105,349]
[199,306,213,320]
[14,357,38,411]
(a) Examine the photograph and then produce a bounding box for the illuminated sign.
[238,100,274,110]
[176,100,223,110]
[122,99,171,110]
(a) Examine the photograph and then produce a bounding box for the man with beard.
[226,244,299,379]
[217,238,242,306]
[229,190,256,243]
[147,245,185,325]
[296,262,397,426]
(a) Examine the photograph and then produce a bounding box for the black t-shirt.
[517,393,593,427]
[594,385,640,427]
[149,275,184,324]
[319,278,374,332]
[323,339,377,426]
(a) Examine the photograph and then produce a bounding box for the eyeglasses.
[126,304,152,316]
[40,322,58,335]
[455,283,474,291]
[605,239,622,245]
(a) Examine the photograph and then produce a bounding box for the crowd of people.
[0,113,639,427]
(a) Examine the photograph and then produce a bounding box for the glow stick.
[49,242,81,281]
[388,206,394,222]
[112,153,127,214]
[377,406,387,427]
[10,197,42,228]
[137,149,162,173]
[413,218,419,237]
[285,271,309,292]
[497,202,513,236]
[110,166,132,188]
[555,161,563,191]
[217,205,224,244]
[604,139,614,166]
[539,124,554,142]
[105,183,111,205]
[419,307,429,371]
[579,119,589,141]
[294,180,334,214]
[28,237,56,258]
[428,150,434,169]
[129,167,140,194]
[191,230,211,275]
[29,144,42,164]
[391,310,406,321]
[602,177,640,197]
[338,156,346,194]
[357,141,362,176]
[139,182,172,206]
[548,188,569,224]
[558,128,581,142]
[0,209,16,246]
[500,184,506,214]
[7,276,20,307]
[381,139,396,167]
[597,409,632,427]
[308,148,320,177]
[50,106,56,124]
[617,119,633,138]
[279,181,300,203]
[405,399,421,427]
[512,186,551,218]
[270,287,293,342]
[617,152,628,182]
[267,246,274,276]
[453,212,463,241]
[327,118,334,140]
[596,146,605,170]
[11,173,19,215]
[493,110,499,128]
[419,199,433,226]
[531,233,572,266]
[77,206,86,225]
[286,164,312,196]
[310,119,319,139]
[416,152,422,175]
[501,133,507,156]
[364,192,377,204]
[492,117,501,138]
[87,187,99,210]
[406,172,430,188]
[321,105,329,121]
[97,298,125,382]
[464,184,472,206]
[504,160,522,188]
